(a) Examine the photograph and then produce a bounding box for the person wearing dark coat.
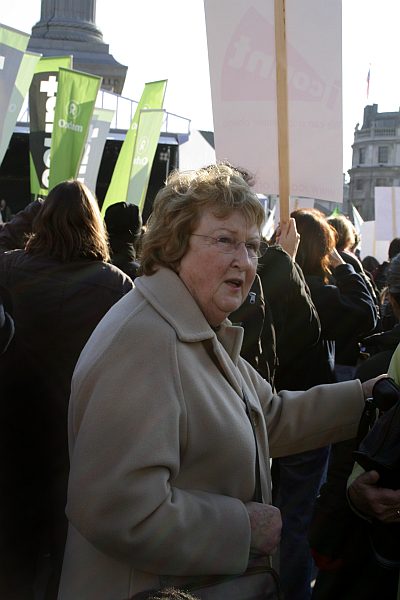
[104,201,142,280]
[0,181,133,599]
[257,220,326,600]
[327,214,381,374]
[310,254,400,600]
[230,272,277,386]
[265,211,377,600]
[374,237,400,292]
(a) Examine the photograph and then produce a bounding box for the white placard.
[204,0,342,202]
[360,220,389,263]
[273,196,315,229]
[375,187,400,241]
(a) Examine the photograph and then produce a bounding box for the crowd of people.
[0,165,399,600]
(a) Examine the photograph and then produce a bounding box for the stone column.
[28,0,127,94]
[32,0,103,44]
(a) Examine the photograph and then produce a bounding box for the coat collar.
[134,267,244,363]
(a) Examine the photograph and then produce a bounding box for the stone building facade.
[348,104,400,220]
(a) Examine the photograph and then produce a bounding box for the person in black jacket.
[327,214,381,375]
[104,202,142,280]
[268,211,377,600]
[257,219,323,600]
[230,272,277,386]
[0,180,133,600]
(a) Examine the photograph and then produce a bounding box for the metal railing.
[355,127,397,139]
[16,89,191,136]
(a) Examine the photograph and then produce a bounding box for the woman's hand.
[348,470,400,522]
[275,218,300,259]
[329,247,346,268]
[245,502,282,556]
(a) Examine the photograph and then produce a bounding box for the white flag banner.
[262,204,276,239]
[360,220,388,263]
[203,0,342,202]
[0,50,41,165]
[352,203,364,235]
[375,187,400,241]
[0,24,30,165]
[78,107,115,193]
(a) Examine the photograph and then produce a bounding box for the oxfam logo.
[67,100,80,121]
[138,136,149,155]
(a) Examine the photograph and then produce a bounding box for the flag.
[0,50,41,166]
[48,67,102,191]
[101,79,167,216]
[127,108,165,212]
[0,24,30,167]
[262,205,276,240]
[29,55,73,197]
[329,205,341,218]
[352,203,364,235]
[77,107,115,193]
[366,65,371,99]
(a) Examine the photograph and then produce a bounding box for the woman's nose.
[231,242,254,266]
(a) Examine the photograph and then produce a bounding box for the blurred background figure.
[0,198,12,223]
[358,253,400,381]
[0,180,133,599]
[327,213,380,380]
[104,201,142,280]
[374,237,400,293]
[362,255,381,287]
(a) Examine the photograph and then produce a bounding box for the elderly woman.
[59,164,376,600]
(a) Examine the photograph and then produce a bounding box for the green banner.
[128,109,165,212]
[0,50,41,166]
[101,79,167,216]
[29,55,73,197]
[48,67,101,191]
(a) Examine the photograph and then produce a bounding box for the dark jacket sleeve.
[260,246,321,370]
[0,200,43,252]
[307,263,378,344]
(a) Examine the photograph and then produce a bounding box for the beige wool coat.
[58,267,365,600]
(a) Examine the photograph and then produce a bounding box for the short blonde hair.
[140,163,265,275]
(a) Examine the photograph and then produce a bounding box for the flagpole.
[274,0,290,224]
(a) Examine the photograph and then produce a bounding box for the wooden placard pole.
[274,0,290,223]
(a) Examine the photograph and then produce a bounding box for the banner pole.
[274,0,290,223]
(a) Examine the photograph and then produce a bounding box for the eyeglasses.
[191,234,268,259]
